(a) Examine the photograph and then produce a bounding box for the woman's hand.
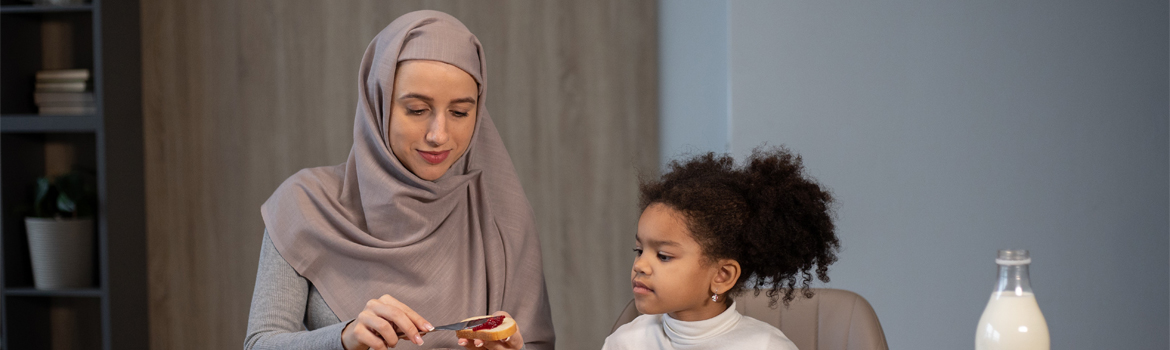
[457,311,525,350]
[341,294,434,350]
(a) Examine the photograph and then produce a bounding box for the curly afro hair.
[639,147,839,307]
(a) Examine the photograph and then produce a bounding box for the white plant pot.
[24,217,95,289]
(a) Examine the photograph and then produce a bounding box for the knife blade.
[432,316,496,331]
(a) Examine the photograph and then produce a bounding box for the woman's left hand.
[457,311,524,350]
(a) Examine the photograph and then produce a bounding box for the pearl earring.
[712,290,719,302]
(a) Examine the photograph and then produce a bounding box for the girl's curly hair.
[640,147,839,307]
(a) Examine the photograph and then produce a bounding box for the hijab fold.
[262,10,554,349]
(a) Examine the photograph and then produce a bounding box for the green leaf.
[28,170,97,218]
[57,192,77,216]
[33,177,52,217]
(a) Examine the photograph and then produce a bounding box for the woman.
[244,10,555,350]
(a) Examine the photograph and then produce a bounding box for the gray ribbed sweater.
[244,231,348,350]
[243,232,530,350]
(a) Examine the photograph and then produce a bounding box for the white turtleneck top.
[602,301,798,350]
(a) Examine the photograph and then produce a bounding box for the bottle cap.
[995,249,1031,265]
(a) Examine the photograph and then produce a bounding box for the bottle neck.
[993,264,1033,295]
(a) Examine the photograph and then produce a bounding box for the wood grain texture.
[141,1,657,349]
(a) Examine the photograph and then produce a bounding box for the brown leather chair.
[611,288,889,350]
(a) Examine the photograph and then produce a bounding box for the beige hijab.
[261,10,554,349]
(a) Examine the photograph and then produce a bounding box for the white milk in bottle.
[975,249,1049,350]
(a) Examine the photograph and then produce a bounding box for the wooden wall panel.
[141,1,657,349]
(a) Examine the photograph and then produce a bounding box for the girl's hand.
[456,311,524,350]
[341,294,434,350]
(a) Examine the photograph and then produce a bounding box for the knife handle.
[394,329,428,340]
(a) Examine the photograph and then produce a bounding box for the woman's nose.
[424,113,449,146]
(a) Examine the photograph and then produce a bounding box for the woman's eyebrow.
[398,93,433,102]
[450,97,477,105]
[397,93,476,105]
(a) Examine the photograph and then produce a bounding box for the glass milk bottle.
[975,249,1050,350]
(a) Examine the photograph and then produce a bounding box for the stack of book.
[35,69,95,116]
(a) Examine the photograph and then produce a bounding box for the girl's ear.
[711,259,741,295]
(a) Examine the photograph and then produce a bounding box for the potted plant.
[23,170,96,289]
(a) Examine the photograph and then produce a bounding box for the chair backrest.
[611,288,889,350]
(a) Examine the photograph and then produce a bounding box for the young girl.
[603,148,840,350]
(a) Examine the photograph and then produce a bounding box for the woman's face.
[388,60,478,181]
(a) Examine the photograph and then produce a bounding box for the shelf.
[1,0,145,348]
[0,4,92,14]
[3,295,102,349]
[4,287,101,298]
[0,115,98,133]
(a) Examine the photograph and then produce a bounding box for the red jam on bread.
[455,315,517,341]
[471,316,504,331]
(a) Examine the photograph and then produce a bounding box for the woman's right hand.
[341,294,434,350]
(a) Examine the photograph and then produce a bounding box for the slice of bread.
[454,315,518,341]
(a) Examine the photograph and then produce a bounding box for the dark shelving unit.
[5,287,103,298]
[1,115,100,132]
[0,0,144,349]
[0,4,92,13]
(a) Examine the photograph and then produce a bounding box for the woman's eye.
[451,110,469,118]
[657,253,672,262]
[407,108,428,116]
[632,248,643,256]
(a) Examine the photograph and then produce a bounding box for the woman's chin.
[408,164,448,181]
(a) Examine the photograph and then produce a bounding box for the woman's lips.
[418,150,450,164]
[632,281,654,295]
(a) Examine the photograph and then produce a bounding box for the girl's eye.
[657,253,672,262]
[451,110,469,118]
[632,248,643,256]
[407,108,428,116]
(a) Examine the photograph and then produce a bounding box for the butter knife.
[395,316,500,339]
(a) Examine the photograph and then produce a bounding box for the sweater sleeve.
[244,230,350,350]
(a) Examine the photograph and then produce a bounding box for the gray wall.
[659,0,729,165]
[662,0,1169,348]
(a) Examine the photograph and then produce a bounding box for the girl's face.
[388,60,478,181]
[632,203,731,321]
